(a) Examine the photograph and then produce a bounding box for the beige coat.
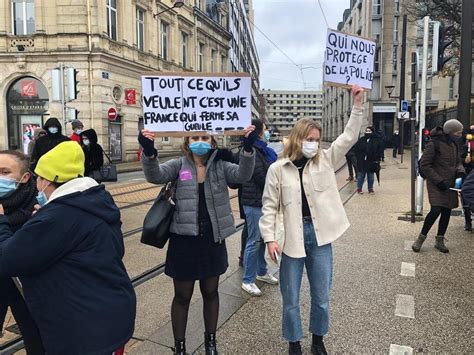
[259,106,363,258]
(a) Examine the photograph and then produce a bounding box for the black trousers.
[421,206,452,237]
[346,155,358,179]
[0,278,44,354]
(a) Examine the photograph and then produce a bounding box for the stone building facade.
[0,0,252,161]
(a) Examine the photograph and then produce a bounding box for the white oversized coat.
[259,106,363,258]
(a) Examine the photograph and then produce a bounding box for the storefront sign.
[324,29,376,90]
[9,100,49,113]
[125,89,136,105]
[141,73,251,135]
[373,105,397,113]
[20,80,37,97]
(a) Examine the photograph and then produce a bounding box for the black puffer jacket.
[81,129,104,176]
[30,117,70,171]
[239,146,270,207]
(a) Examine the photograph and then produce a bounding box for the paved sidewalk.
[192,155,473,354]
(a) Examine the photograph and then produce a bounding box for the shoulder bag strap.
[103,149,113,164]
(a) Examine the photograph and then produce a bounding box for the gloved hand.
[436,181,449,191]
[242,130,258,153]
[138,132,157,157]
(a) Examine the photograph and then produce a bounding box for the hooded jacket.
[81,129,104,176]
[30,118,70,171]
[354,132,384,172]
[0,178,136,355]
[420,126,464,209]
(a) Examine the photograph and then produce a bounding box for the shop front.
[6,77,49,153]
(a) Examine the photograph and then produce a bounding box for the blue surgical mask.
[48,127,59,134]
[263,131,271,142]
[0,177,18,198]
[83,139,90,146]
[189,141,212,156]
[75,129,83,135]
[36,191,48,207]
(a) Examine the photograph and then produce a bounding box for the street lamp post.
[153,0,185,19]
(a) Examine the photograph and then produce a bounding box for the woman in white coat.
[259,85,363,355]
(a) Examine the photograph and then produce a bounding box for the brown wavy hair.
[283,118,322,161]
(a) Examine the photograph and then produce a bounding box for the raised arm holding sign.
[324,29,376,89]
[141,73,252,136]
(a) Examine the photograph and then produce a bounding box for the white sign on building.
[141,73,251,135]
[324,29,376,90]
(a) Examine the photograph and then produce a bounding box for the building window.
[426,77,432,99]
[372,0,381,15]
[221,55,227,72]
[198,43,204,72]
[160,21,169,61]
[210,49,216,72]
[106,0,117,40]
[195,0,202,9]
[448,76,454,100]
[136,7,145,51]
[393,46,398,72]
[393,16,399,42]
[12,0,35,35]
[395,0,400,13]
[181,32,188,67]
[161,137,170,143]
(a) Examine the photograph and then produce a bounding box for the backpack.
[418,140,440,179]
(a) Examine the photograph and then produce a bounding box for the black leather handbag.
[140,180,178,248]
[92,151,118,183]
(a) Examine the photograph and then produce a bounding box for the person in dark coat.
[0,150,44,354]
[27,128,46,157]
[377,129,386,162]
[81,129,104,177]
[239,119,278,297]
[412,119,465,253]
[461,170,474,210]
[0,142,136,355]
[29,117,70,171]
[460,127,474,231]
[345,144,358,181]
[392,130,401,158]
[354,126,384,194]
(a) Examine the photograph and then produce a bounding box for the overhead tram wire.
[316,0,329,27]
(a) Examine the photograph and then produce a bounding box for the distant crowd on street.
[0,84,472,355]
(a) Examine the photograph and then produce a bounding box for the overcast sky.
[254,0,351,91]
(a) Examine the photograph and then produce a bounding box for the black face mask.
[365,132,373,137]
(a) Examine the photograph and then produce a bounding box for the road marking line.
[404,240,412,251]
[389,344,413,355]
[400,262,415,277]
[395,294,415,319]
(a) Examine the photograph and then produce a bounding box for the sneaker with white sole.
[241,282,262,296]
[256,273,279,285]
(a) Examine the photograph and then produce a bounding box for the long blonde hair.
[284,118,322,161]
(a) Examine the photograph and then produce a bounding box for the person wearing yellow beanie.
[0,142,136,354]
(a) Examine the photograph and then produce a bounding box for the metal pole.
[59,63,67,135]
[415,91,424,214]
[416,16,430,215]
[410,52,417,223]
[399,14,408,160]
[458,0,473,126]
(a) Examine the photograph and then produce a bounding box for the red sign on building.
[108,107,118,121]
[20,80,37,97]
[125,89,136,105]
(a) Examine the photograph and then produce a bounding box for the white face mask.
[83,139,90,146]
[302,141,319,158]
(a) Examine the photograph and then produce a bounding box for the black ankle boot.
[288,341,302,355]
[173,339,186,355]
[311,334,328,355]
[205,332,218,355]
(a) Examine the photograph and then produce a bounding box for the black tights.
[171,276,220,341]
[421,206,452,236]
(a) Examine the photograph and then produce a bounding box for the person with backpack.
[412,119,465,253]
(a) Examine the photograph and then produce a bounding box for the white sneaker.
[241,282,262,296]
[256,273,279,285]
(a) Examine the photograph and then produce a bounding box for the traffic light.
[66,67,79,101]
[421,127,430,150]
[432,22,454,74]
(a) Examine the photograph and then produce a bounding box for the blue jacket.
[462,170,474,209]
[0,180,136,355]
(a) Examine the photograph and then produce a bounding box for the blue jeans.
[243,206,267,284]
[280,221,333,342]
[357,169,375,190]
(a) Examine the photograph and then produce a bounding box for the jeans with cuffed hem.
[242,206,267,284]
[280,221,333,342]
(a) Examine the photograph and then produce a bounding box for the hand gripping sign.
[324,29,376,90]
[141,73,251,136]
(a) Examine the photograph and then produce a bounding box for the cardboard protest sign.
[324,29,376,89]
[141,73,251,135]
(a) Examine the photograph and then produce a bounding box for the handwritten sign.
[141,73,251,135]
[324,29,376,89]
